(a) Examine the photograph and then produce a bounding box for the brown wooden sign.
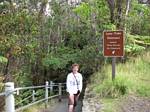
[103,31,124,57]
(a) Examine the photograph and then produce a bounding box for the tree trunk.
[116,0,123,29]
[124,0,131,32]
[107,0,115,23]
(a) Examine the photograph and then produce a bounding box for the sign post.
[112,57,116,80]
[103,31,124,80]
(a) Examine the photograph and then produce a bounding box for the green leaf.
[0,56,8,63]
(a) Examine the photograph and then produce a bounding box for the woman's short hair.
[72,63,79,69]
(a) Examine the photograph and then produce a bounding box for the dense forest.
[0,0,150,91]
[0,0,150,112]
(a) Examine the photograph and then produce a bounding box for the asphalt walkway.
[41,98,82,112]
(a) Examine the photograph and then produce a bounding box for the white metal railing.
[0,92,5,96]
[0,81,66,112]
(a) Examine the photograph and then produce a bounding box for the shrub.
[94,76,132,98]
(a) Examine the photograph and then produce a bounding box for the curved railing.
[0,81,66,112]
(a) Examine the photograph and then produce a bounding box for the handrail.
[0,81,65,112]
[15,84,63,91]
[16,94,59,112]
[0,83,65,95]
[15,94,33,106]
[0,92,5,96]
[15,85,45,91]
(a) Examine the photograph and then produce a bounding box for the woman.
[66,63,83,112]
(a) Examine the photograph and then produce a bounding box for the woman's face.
[72,66,79,74]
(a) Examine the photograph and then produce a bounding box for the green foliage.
[92,51,150,97]
[94,75,131,97]
[35,89,45,100]
[126,0,150,35]
[0,0,150,87]
[0,56,8,63]
[0,80,4,92]
[73,3,91,21]
[14,69,32,86]
[137,84,150,97]
[125,44,145,55]
[125,34,150,56]
[0,1,150,111]
[15,88,45,108]
[15,90,32,107]
[42,47,79,69]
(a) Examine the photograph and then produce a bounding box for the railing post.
[45,81,49,108]
[32,90,35,102]
[58,83,62,102]
[50,81,53,94]
[5,82,15,112]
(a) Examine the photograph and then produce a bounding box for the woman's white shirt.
[66,72,83,95]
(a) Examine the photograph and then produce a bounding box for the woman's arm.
[66,74,73,95]
[79,74,83,92]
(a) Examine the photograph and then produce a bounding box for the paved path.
[41,98,82,112]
